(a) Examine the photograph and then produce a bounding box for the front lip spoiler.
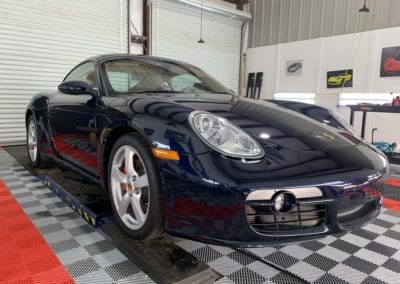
[187,228,332,248]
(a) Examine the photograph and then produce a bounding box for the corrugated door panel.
[151,0,242,93]
[0,0,128,145]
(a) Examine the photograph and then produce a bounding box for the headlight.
[189,111,264,159]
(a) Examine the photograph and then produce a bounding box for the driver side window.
[64,62,96,86]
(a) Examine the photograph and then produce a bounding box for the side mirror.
[58,80,98,96]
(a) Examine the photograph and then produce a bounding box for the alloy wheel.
[27,120,38,162]
[110,145,150,230]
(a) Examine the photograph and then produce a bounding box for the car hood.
[106,93,387,182]
[124,93,367,151]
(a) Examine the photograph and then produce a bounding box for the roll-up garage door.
[0,0,128,145]
[151,0,245,93]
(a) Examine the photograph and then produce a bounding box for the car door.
[48,61,100,176]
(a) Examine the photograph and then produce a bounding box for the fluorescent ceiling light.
[274,93,315,104]
[339,93,396,106]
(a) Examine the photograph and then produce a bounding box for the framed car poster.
[327,69,353,88]
[286,60,303,76]
[380,46,400,77]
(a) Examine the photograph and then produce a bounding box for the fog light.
[272,191,297,214]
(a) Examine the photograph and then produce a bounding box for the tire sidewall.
[107,133,163,239]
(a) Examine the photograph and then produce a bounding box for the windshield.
[101,58,233,96]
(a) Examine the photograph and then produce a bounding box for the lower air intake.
[245,202,326,233]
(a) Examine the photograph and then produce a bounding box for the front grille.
[245,201,327,233]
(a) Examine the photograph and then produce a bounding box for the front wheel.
[108,133,164,240]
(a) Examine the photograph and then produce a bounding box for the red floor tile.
[0,179,74,284]
[383,198,400,212]
[386,177,400,187]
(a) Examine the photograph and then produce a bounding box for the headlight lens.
[189,111,264,159]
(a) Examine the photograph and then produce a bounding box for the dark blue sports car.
[26,54,388,246]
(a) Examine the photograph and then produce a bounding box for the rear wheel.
[108,133,164,240]
[26,115,54,168]
[27,117,39,165]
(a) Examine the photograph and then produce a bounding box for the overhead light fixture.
[339,93,396,106]
[198,0,205,43]
[273,93,316,104]
[359,0,370,12]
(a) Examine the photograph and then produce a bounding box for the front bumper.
[244,181,383,241]
[161,158,386,247]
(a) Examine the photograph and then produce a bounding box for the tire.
[26,115,54,168]
[108,133,164,240]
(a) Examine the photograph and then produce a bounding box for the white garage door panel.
[152,0,242,93]
[0,95,32,144]
[0,0,128,145]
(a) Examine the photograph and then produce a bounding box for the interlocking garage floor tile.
[0,150,154,283]
[3,148,400,284]
[173,196,400,284]
[0,179,73,283]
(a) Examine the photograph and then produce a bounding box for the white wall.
[246,26,400,144]
[278,39,321,93]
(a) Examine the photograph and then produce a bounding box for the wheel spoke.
[131,193,145,224]
[135,174,149,189]
[124,147,136,177]
[112,167,128,183]
[30,124,36,138]
[118,192,131,216]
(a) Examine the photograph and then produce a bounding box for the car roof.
[87,53,188,66]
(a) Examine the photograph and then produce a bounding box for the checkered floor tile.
[3,148,400,284]
[173,209,400,284]
[173,237,306,283]
[0,150,153,284]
